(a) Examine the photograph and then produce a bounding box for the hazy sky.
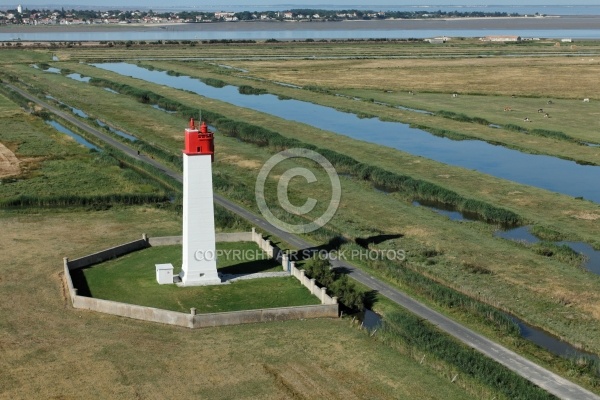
[2,1,599,8]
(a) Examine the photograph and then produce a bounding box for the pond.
[66,73,91,83]
[92,62,600,204]
[495,226,600,275]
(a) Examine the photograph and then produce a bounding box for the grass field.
[81,242,318,313]
[0,207,484,400]
[50,39,600,64]
[6,55,600,356]
[0,90,168,206]
[151,58,600,163]
[9,61,599,239]
[2,41,600,397]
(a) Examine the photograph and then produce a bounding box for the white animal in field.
[583,98,590,102]
[452,93,458,98]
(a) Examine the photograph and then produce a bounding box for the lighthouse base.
[177,270,223,286]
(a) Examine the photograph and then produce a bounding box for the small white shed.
[156,263,174,284]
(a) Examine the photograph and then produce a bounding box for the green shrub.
[531,225,567,242]
[203,78,226,88]
[351,242,520,335]
[1,193,169,208]
[303,256,366,311]
[532,242,583,266]
[238,85,267,95]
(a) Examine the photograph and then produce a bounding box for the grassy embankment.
[11,59,600,357]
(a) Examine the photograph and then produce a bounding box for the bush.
[303,256,366,311]
[238,85,267,95]
[436,110,491,126]
[532,242,583,266]
[203,78,226,88]
[0,193,169,208]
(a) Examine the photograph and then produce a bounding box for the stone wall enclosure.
[63,231,338,328]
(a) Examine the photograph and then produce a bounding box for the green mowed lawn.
[82,242,319,313]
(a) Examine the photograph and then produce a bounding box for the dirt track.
[0,142,19,178]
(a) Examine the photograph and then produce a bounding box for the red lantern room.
[183,118,214,161]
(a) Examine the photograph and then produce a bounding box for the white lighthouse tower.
[179,118,221,286]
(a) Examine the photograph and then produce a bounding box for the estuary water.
[4,26,600,42]
[92,62,600,203]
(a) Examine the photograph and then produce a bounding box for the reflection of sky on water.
[95,62,600,203]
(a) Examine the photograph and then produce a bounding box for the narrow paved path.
[7,82,599,400]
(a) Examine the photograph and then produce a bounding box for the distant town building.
[561,38,573,43]
[17,4,22,14]
[214,12,235,20]
[425,38,445,44]
[481,35,521,42]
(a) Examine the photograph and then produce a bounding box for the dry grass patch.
[570,212,600,221]
[241,57,600,98]
[218,153,263,170]
[0,142,20,178]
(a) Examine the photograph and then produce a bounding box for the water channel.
[95,120,138,142]
[38,63,600,274]
[45,120,100,151]
[45,95,89,118]
[361,307,597,359]
[92,62,600,204]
